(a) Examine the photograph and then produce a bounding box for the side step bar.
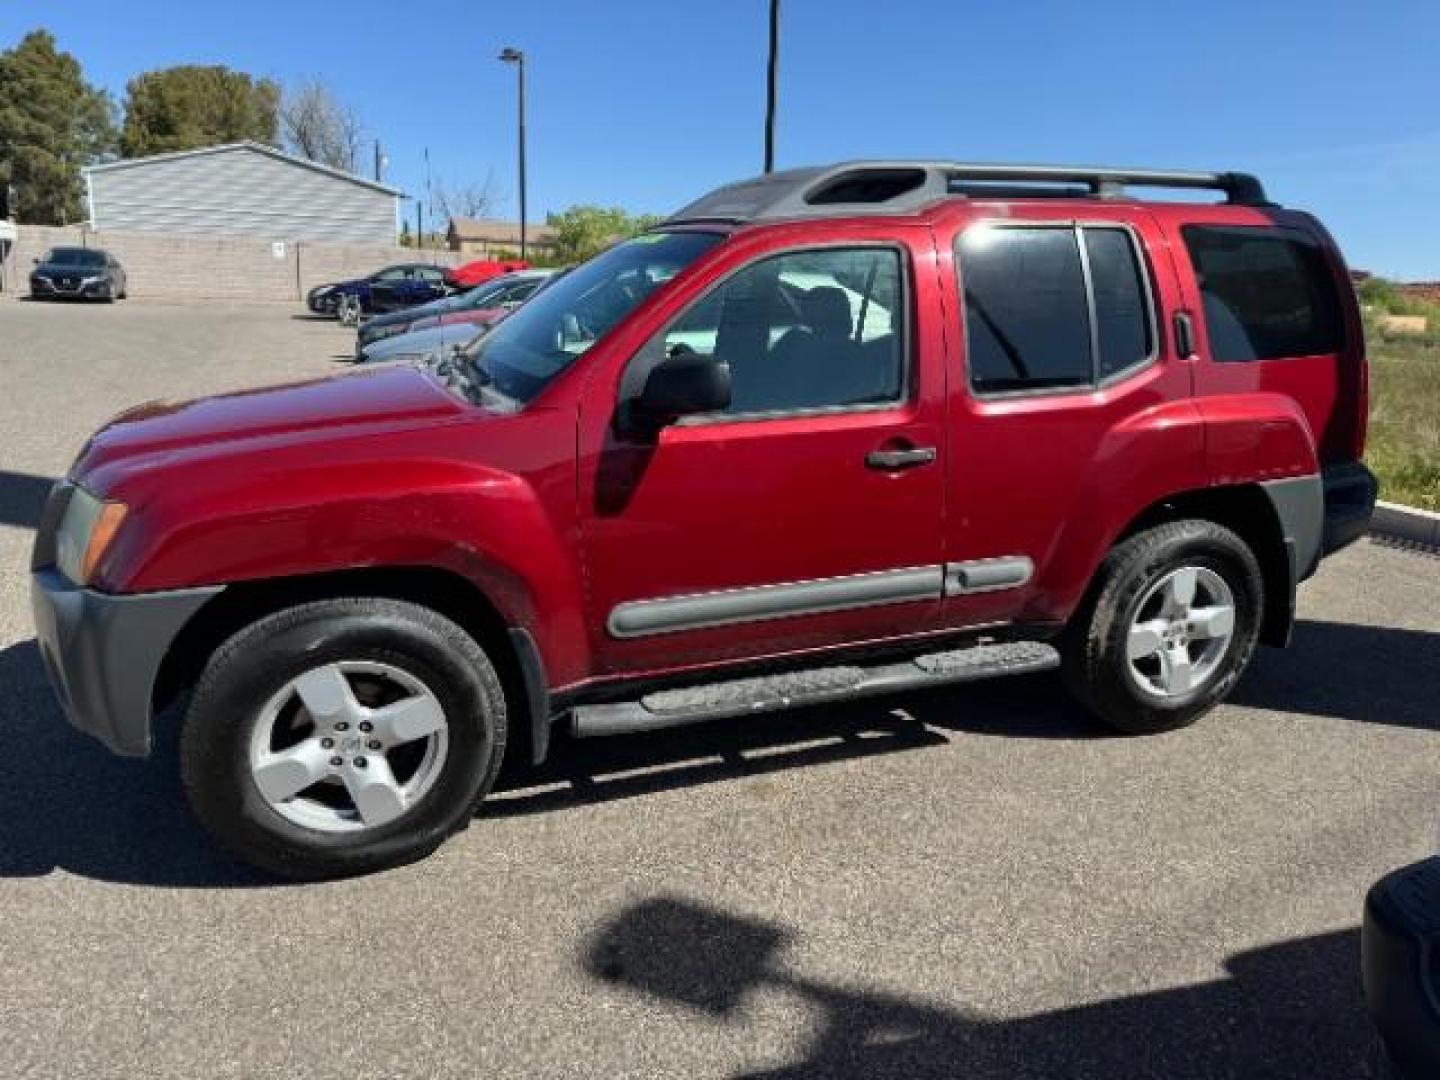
[571,641,1060,737]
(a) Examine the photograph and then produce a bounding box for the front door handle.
[865,446,937,470]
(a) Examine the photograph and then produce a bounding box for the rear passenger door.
[937,205,1200,631]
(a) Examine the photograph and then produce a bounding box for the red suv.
[31,162,1377,879]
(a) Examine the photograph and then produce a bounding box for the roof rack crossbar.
[666,160,1270,224]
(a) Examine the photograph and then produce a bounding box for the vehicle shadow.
[0,469,56,530]
[0,615,1433,886]
[0,639,267,886]
[487,672,1094,819]
[1233,618,1440,731]
[582,895,1369,1079]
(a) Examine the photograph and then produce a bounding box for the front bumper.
[1322,460,1379,555]
[1364,857,1440,1079]
[30,567,221,757]
[30,275,109,298]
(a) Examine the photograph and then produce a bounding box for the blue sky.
[5,0,1439,278]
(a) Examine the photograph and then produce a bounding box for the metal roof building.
[83,142,402,245]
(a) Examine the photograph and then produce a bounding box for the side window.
[1182,225,1343,362]
[959,227,1092,393]
[375,267,407,282]
[958,224,1156,393]
[1084,228,1152,378]
[660,247,906,416]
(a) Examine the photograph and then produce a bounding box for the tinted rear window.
[1084,228,1152,378]
[960,226,1092,392]
[1182,225,1343,362]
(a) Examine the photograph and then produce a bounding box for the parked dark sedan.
[305,263,448,317]
[30,247,127,301]
[355,270,553,354]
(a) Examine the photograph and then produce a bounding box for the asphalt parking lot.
[1,297,1437,1079]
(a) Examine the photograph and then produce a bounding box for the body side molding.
[608,556,1037,640]
[607,565,944,639]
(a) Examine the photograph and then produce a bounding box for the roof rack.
[667,161,1272,223]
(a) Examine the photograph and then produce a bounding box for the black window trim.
[955,219,1160,401]
[625,239,916,427]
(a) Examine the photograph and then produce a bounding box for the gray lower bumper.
[30,568,221,757]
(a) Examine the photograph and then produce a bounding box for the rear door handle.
[865,446,937,470]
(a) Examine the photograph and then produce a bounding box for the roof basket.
[667,161,1272,223]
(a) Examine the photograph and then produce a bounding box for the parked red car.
[443,257,531,290]
[32,161,1376,879]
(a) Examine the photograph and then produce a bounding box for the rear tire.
[1061,519,1263,735]
[180,598,507,880]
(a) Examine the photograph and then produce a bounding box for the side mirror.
[622,351,731,438]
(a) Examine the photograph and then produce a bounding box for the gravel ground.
[1,298,1437,1079]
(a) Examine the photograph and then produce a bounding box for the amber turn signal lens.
[82,501,129,583]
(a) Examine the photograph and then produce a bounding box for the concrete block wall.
[0,225,462,302]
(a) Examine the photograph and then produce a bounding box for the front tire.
[181,598,506,880]
[1061,519,1263,735]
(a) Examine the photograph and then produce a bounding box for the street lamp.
[498,47,528,260]
[764,0,780,173]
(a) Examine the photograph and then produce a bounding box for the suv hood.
[75,364,465,490]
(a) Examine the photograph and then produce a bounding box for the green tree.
[120,65,279,158]
[546,205,662,264]
[0,30,116,224]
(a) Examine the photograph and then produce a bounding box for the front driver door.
[578,227,950,677]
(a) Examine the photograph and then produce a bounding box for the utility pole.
[373,140,385,183]
[499,47,528,260]
[764,0,780,173]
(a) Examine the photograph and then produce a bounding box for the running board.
[570,641,1060,737]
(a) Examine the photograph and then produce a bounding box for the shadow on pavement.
[584,895,1370,1079]
[487,672,1095,818]
[0,469,56,531]
[1235,618,1440,731]
[0,640,266,886]
[0,613,1433,885]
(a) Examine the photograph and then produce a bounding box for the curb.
[1370,500,1440,551]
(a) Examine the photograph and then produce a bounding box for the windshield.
[462,231,723,404]
[42,248,106,267]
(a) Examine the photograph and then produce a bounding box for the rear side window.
[958,224,1153,393]
[1181,225,1343,362]
[1085,229,1153,378]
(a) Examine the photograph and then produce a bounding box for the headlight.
[55,487,128,585]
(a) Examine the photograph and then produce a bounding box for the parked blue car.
[305,263,449,316]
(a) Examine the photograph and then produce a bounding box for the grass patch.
[1367,328,1440,511]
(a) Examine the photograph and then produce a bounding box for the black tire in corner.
[180,598,507,880]
[1060,519,1264,735]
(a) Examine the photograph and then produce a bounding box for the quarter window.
[660,247,906,416]
[1182,225,1343,362]
[958,224,1154,393]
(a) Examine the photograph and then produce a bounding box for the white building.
[84,142,402,245]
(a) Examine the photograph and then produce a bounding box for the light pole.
[764,0,780,173]
[499,47,528,260]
